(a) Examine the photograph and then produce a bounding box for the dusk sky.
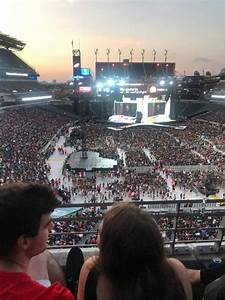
[1,0,225,81]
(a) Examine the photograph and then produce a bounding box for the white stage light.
[96,82,104,89]
[169,81,173,85]
[159,80,165,86]
[119,79,126,86]
[107,79,115,86]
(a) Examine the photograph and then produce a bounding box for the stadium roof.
[0,32,25,51]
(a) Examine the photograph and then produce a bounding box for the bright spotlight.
[159,80,165,86]
[96,82,104,89]
[119,79,126,86]
[169,81,173,85]
[107,79,115,86]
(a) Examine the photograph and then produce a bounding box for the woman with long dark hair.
[78,203,192,300]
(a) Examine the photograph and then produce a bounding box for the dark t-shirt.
[204,274,225,300]
[0,271,75,300]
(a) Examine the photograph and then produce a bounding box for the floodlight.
[169,81,173,85]
[107,79,115,86]
[96,82,104,89]
[159,80,165,86]
[119,79,126,86]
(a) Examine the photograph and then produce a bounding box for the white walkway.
[46,133,225,204]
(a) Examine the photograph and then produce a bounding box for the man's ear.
[16,235,32,251]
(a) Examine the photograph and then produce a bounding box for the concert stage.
[66,150,117,171]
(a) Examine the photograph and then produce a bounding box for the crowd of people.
[0,107,70,184]
[66,121,224,167]
[169,170,223,192]
[0,103,224,300]
[0,106,224,248]
[200,110,225,124]
[176,215,222,241]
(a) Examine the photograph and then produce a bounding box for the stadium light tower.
[130,48,134,63]
[164,49,168,63]
[106,48,110,63]
[141,49,145,63]
[94,48,99,63]
[118,49,122,62]
[153,49,157,62]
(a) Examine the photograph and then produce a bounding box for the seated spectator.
[0,183,75,299]
[78,203,192,300]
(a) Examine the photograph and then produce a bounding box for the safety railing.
[49,198,225,254]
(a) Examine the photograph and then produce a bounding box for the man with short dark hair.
[0,183,75,299]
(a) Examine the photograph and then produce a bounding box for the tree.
[194,70,200,76]
[219,67,225,79]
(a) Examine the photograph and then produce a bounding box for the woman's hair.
[98,202,186,300]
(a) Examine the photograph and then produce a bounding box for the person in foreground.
[78,202,193,300]
[0,182,75,300]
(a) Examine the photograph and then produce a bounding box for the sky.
[1,0,225,82]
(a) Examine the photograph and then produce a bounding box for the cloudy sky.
[1,0,225,81]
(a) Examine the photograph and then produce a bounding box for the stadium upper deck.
[0,32,25,51]
[0,32,51,104]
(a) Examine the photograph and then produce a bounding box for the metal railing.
[49,198,225,254]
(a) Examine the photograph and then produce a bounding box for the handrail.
[49,198,225,253]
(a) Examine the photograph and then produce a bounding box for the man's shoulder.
[0,272,75,300]
[43,282,75,299]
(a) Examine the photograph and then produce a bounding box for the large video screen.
[115,102,137,116]
[148,102,165,116]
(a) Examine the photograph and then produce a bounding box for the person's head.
[0,183,60,259]
[99,202,165,284]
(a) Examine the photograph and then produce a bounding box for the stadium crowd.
[0,107,70,184]
[0,106,224,248]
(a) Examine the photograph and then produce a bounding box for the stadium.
[0,32,52,105]
[0,31,225,299]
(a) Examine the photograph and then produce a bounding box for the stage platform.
[67,151,117,171]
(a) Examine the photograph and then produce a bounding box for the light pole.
[153,49,157,62]
[141,49,145,63]
[106,48,110,63]
[94,48,98,63]
[164,49,168,63]
[129,48,134,63]
[118,48,122,63]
